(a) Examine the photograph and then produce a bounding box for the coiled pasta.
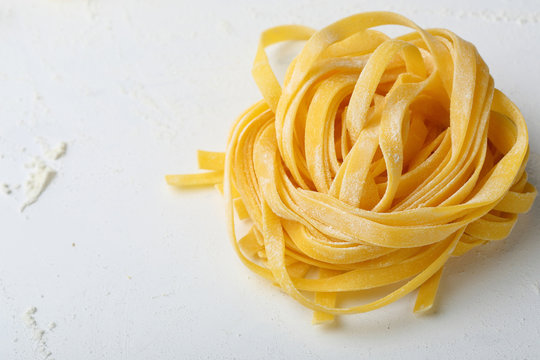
[166,12,537,324]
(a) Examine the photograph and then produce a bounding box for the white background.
[1,0,539,359]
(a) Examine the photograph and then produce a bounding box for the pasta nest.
[167,12,537,323]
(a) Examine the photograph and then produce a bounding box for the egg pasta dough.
[166,12,537,324]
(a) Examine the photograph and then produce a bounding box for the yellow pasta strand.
[166,12,537,324]
[197,150,226,171]
[165,171,223,187]
[313,268,342,324]
[413,268,444,314]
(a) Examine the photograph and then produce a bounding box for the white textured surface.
[1,0,539,359]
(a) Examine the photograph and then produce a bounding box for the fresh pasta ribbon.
[166,12,537,324]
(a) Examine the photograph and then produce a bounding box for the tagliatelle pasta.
[166,12,537,324]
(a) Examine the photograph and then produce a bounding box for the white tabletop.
[1,0,539,359]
